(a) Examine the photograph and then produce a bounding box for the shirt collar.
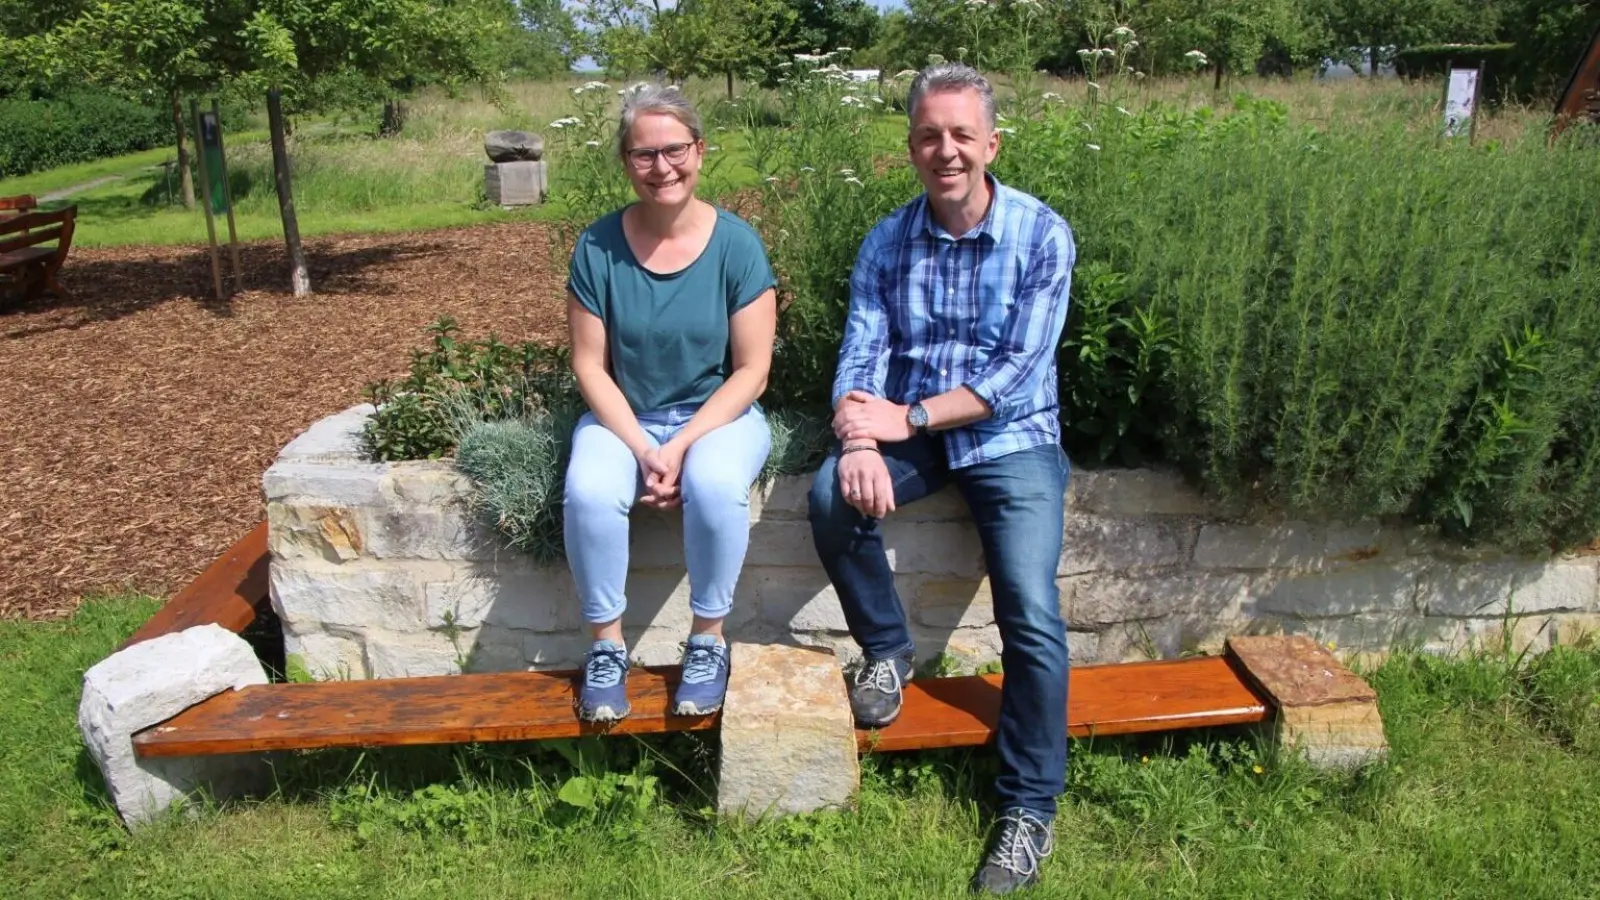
[915,172,1007,245]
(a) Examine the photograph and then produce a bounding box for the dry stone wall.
[266,405,1600,680]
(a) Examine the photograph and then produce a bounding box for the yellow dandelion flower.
[1252,765,1264,775]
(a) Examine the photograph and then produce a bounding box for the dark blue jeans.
[807,436,1069,819]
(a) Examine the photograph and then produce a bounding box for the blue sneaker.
[673,635,730,716]
[577,640,631,723]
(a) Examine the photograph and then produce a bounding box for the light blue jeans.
[563,405,771,624]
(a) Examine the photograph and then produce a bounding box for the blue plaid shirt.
[832,175,1077,469]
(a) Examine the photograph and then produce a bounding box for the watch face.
[910,403,929,428]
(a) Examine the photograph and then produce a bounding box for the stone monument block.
[485,160,547,207]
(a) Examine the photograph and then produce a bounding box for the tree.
[1142,0,1305,87]
[685,0,801,97]
[784,0,879,60]
[241,0,505,295]
[1312,0,1497,76]
[15,0,253,209]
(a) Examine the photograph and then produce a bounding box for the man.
[807,62,1076,895]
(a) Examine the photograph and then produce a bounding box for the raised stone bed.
[266,405,1600,680]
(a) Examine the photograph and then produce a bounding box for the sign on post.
[1442,65,1482,141]
[190,99,243,300]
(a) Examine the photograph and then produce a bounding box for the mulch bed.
[1,224,570,620]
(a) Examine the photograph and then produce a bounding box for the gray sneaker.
[972,809,1054,895]
[847,654,915,728]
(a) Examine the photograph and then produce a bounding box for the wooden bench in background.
[0,194,38,216]
[0,203,76,306]
[122,524,1295,761]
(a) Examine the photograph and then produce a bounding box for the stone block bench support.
[80,624,272,827]
[1225,634,1389,769]
[718,643,859,820]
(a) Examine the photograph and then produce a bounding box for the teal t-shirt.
[567,206,776,413]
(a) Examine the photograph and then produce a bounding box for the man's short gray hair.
[907,63,996,131]
[616,82,704,157]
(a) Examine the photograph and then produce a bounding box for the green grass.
[4,595,1597,898]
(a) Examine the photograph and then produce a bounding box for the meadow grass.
[3,594,1596,898]
[17,73,1560,249]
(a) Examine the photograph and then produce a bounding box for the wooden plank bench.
[125,522,1277,761]
[0,194,38,216]
[0,203,76,305]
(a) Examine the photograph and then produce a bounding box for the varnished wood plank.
[122,522,269,649]
[858,656,1271,752]
[132,667,715,757]
[134,655,1268,759]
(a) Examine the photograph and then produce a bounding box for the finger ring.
[848,489,860,498]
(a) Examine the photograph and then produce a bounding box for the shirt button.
[940,368,949,377]
[946,288,954,298]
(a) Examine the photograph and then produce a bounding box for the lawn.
[3,595,1596,898]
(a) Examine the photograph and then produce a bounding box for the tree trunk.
[1213,60,1225,91]
[726,69,735,100]
[267,89,311,297]
[1369,42,1381,77]
[380,98,407,137]
[170,89,195,210]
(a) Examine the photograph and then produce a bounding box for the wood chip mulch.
[1,223,570,621]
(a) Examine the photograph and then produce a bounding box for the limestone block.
[900,486,973,522]
[268,503,366,563]
[751,569,849,632]
[744,521,823,568]
[1064,572,1250,628]
[1419,561,1598,618]
[752,476,812,521]
[263,461,387,507]
[627,508,686,568]
[1070,467,1209,517]
[484,160,547,206]
[718,643,859,820]
[1279,701,1390,769]
[1193,522,1326,570]
[618,568,760,633]
[275,404,374,463]
[1260,614,1420,652]
[522,632,594,670]
[78,625,270,827]
[283,629,368,680]
[1058,515,1190,576]
[915,579,994,628]
[365,630,467,678]
[379,462,473,506]
[361,503,495,561]
[1226,635,1387,770]
[1450,615,1558,656]
[1555,613,1600,646]
[270,559,426,633]
[882,521,987,578]
[422,559,581,633]
[1255,566,1418,618]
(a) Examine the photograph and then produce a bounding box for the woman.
[563,84,777,722]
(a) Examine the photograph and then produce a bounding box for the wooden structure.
[0,204,76,305]
[1553,22,1600,139]
[122,525,1382,764]
[0,194,38,215]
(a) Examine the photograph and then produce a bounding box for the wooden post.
[190,98,225,303]
[212,99,244,293]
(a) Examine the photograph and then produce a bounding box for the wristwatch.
[907,402,930,434]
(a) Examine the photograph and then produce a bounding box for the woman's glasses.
[626,142,694,170]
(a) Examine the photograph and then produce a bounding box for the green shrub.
[361,317,579,462]
[0,91,170,179]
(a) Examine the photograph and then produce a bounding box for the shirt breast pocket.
[976,283,1014,349]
